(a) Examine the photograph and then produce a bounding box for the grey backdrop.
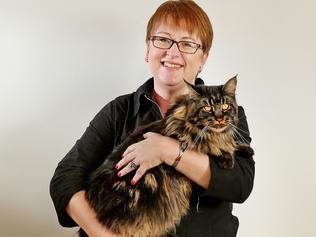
[1,0,315,236]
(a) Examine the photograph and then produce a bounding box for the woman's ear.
[145,52,149,62]
[200,52,209,68]
[197,52,209,75]
[145,40,150,63]
[145,44,149,63]
[195,52,209,77]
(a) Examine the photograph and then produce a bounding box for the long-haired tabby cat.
[82,76,254,237]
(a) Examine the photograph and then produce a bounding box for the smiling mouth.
[162,62,183,69]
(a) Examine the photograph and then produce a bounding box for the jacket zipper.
[196,196,201,213]
[144,94,163,118]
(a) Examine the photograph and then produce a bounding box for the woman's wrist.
[163,138,183,166]
[171,141,186,168]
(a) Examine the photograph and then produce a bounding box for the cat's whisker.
[232,130,248,144]
[232,127,249,144]
[233,133,248,144]
[228,123,248,142]
[230,126,249,144]
[201,125,209,133]
[228,122,249,134]
[192,125,209,147]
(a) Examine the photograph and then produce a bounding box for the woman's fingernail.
[131,180,136,185]
[115,164,119,170]
[117,172,122,177]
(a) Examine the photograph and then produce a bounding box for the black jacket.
[50,78,255,237]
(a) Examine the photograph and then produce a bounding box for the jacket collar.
[133,77,205,117]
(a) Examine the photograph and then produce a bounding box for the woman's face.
[147,23,208,89]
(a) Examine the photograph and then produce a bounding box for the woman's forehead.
[153,21,200,41]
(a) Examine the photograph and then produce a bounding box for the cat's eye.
[222,104,230,111]
[203,106,212,112]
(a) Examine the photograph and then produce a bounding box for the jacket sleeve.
[49,101,116,227]
[202,106,255,203]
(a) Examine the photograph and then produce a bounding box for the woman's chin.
[157,74,184,86]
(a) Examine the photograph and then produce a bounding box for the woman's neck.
[152,82,190,117]
[151,90,169,117]
[153,81,190,101]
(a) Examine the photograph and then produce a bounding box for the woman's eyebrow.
[155,32,197,42]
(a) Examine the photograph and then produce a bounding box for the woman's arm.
[50,102,116,227]
[171,148,211,189]
[116,133,211,188]
[116,106,254,203]
[67,191,121,237]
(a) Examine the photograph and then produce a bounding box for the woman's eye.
[182,42,194,48]
[203,106,212,112]
[157,37,170,43]
[222,104,230,111]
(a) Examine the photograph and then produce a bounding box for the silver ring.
[129,161,138,169]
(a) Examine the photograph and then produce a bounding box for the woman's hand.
[115,132,179,184]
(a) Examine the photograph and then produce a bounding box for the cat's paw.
[217,151,235,169]
[235,144,254,158]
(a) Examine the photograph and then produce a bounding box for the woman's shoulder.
[97,92,136,117]
[114,92,136,104]
[102,79,153,116]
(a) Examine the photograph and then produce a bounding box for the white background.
[0,0,315,236]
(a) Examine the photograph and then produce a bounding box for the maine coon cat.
[82,76,254,237]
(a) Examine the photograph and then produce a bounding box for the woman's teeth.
[163,62,182,68]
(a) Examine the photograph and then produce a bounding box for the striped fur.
[84,77,254,237]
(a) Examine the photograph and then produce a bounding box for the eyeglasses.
[151,36,203,54]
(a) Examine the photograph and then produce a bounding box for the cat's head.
[184,76,238,133]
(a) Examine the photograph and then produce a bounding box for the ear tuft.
[183,79,200,96]
[223,75,237,96]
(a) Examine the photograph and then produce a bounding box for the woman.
[50,1,255,236]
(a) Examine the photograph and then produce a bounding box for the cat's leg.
[218,151,235,169]
[235,144,254,158]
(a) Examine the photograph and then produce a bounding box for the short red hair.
[146,0,213,53]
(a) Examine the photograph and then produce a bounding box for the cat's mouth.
[210,124,228,133]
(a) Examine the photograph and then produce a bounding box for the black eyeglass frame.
[151,36,203,54]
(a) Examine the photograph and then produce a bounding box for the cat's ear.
[183,79,201,96]
[223,75,237,96]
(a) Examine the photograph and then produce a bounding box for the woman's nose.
[166,42,181,56]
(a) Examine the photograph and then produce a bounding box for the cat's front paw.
[235,144,254,158]
[217,151,235,169]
